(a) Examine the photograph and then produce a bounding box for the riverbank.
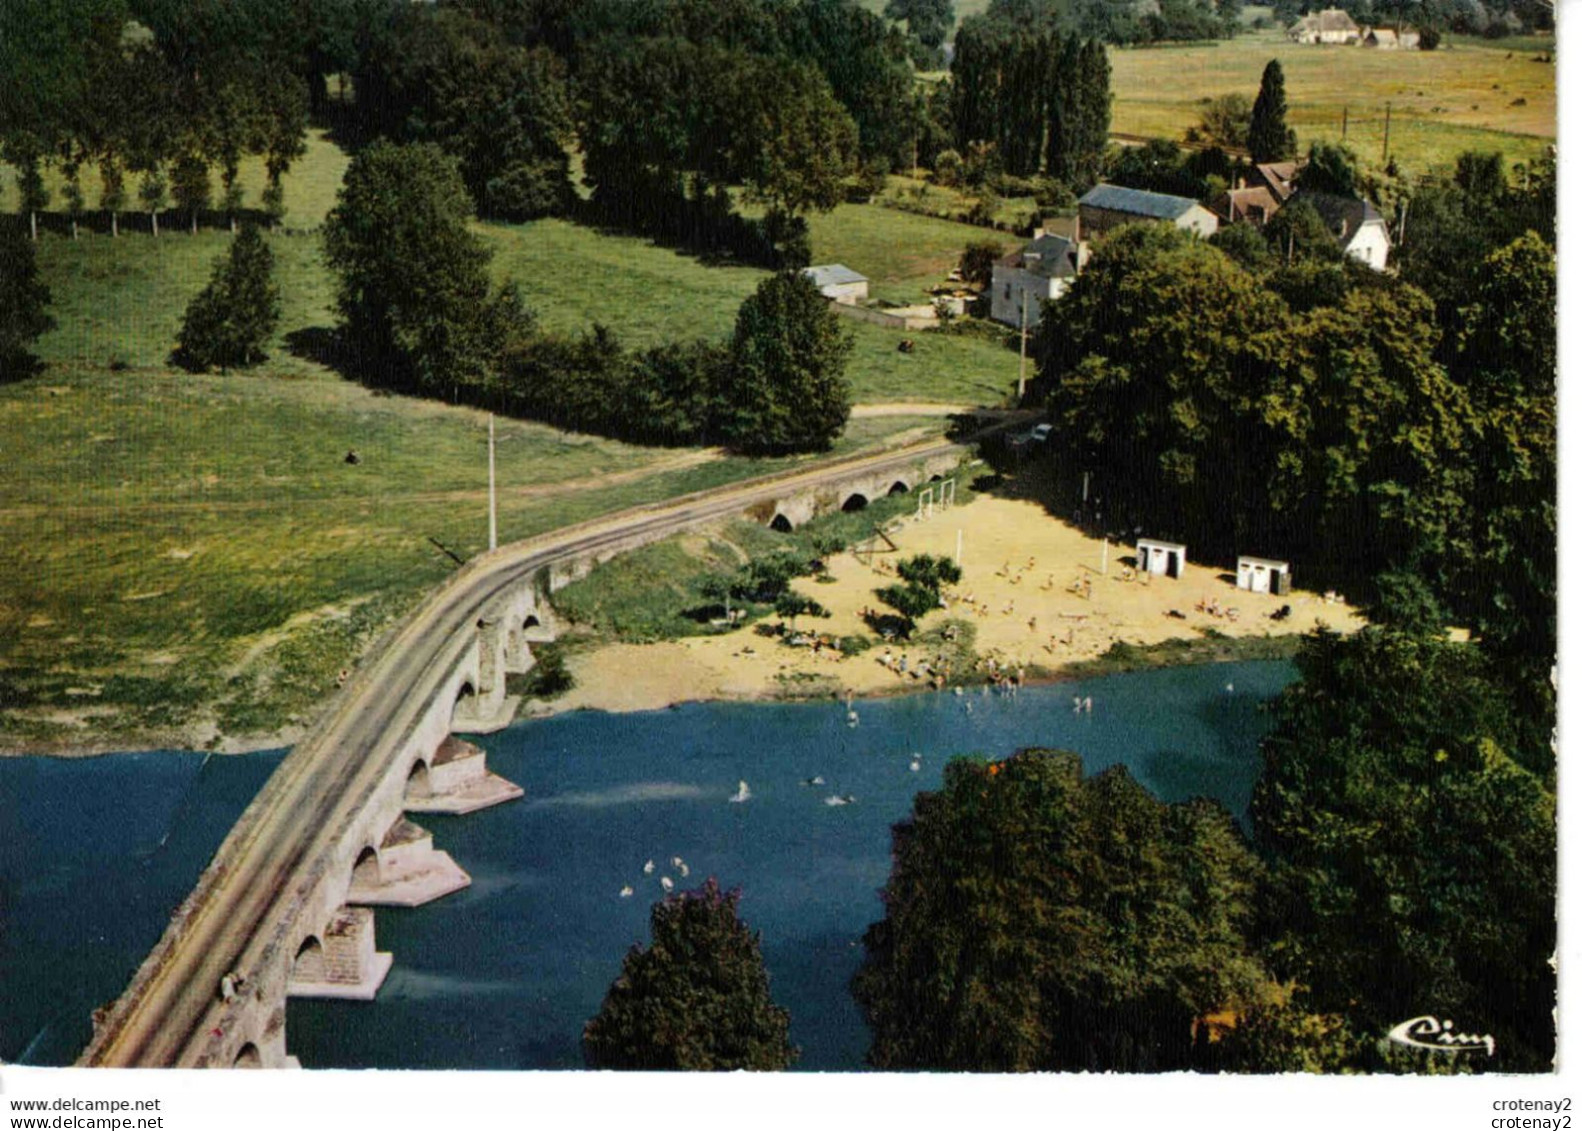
[9,494,1363,758]
[537,495,1364,719]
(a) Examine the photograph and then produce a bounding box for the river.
[0,659,1294,1070]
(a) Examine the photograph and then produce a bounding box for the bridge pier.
[347,817,471,907]
[405,737,523,816]
[286,907,392,1002]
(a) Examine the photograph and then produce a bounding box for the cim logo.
[1387,1015,1496,1057]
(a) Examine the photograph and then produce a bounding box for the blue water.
[0,660,1293,1070]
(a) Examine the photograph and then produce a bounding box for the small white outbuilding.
[1137,538,1187,579]
[1237,556,1291,595]
[802,264,869,304]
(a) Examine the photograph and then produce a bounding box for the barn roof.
[998,233,1082,280]
[1079,183,1202,221]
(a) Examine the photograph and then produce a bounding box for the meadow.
[0,129,1007,750]
[1109,28,1555,174]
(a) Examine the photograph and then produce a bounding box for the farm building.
[802,264,869,304]
[1295,190,1393,270]
[1360,26,1421,48]
[989,233,1087,329]
[1252,162,1301,203]
[1078,184,1219,240]
[1288,8,1361,43]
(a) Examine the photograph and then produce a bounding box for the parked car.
[1031,423,1053,443]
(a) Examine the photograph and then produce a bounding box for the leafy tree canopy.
[854,750,1266,1070]
[584,878,796,1070]
[1252,627,1556,1071]
[175,225,279,371]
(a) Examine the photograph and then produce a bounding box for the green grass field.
[1109,29,1555,175]
[481,214,1021,405]
[0,125,1012,748]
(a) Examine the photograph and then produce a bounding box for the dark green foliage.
[0,221,53,380]
[1038,223,1289,553]
[871,552,960,637]
[716,271,853,455]
[353,9,574,220]
[1444,231,1554,665]
[1252,627,1556,1071]
[171,152,211,232]
[324,141,532,401]
[1298,141,1361,197]
[175,226,280,371]
[1191,92,1252,151]
[885,0,953,65]
[1262,199,1345,264]
[584,878,796,1071]
[959,240,1005,288]
[1209,221,1275,271]
[854,750,1265,1071]
[1247,59,1295,162]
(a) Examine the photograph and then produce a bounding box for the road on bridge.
[79,426,1014,1067]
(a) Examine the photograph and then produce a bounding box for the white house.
[1078,184,1219,240]
[989,233,1086,330]
[802,264,869,304]
[1288,8,1361,43]
[1297,190,1393,271]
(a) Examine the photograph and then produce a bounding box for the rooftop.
[1079,183,1202,221]
[802,264,868,288]
[998,233,1083,280]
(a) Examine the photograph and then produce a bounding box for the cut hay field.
[0,133,1006,751]
[1109,30,1555,174]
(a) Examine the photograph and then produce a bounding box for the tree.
[1246,59,1295,162]
[885,0,954,65]
[324,141,531,401]
[583,878,796,1070]
[959,240,1005,288]
[715,270,853,455]
[100,158,126,238]
[1444,231,1555,666]
[1252,627,1556,1072]
[0,220,53,381]
[175,225,280,371]
[138,168,168,237]
[1192,92,1252,151]
[1037,223,1289,555]
[1299,140,1361,197]
[171,151,211,235]
[854,750,1266,1071]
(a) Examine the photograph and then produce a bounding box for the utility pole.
[1017,289,1029,401]
[1341,106,1348,141]
[1382,102,1392,165]
[488,414,498,552]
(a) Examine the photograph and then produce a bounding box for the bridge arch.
[449,680,477,730]
[841,493,869,513]
[352,845,380,889]
[234,1043,263,1069]
[292,936,326,985]
[888,480,910,496]
[406,760,432,801]
[769,513,794,533]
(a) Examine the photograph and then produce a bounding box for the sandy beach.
[547,495,1366,717]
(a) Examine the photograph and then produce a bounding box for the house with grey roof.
[1294,190,1392,270]
[802,264,869,304]
[990,233,1088,330]
[1078,183,1220,240]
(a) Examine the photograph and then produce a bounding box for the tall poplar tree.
[1247,59,1296,162]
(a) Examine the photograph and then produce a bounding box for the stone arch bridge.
[78,437,971,1068]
